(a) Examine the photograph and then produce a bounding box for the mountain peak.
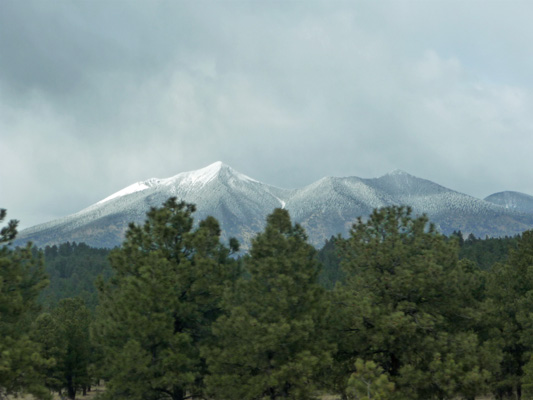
[166,161,258,188]
[179,161,226,186]
[385,169,410,177]
[96,162,257,206]
[208,160,226,170]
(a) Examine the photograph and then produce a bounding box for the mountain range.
[14,161,533,249]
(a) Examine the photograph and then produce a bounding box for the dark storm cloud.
[2,1,533,228]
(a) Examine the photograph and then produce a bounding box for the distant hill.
[15,162,533,249]
[485,191,533,214]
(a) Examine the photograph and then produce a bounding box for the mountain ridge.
[15,162,533,248]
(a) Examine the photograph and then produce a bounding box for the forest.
[2,199,533,400]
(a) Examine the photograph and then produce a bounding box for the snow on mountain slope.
[17,162,294,248]
[15,163,533,249]
[284,176,396,245]
[282,170,533,244]
[97,178,161,204]
[484,191,533,214]
[369,170,500,216]
[364,171,533,237]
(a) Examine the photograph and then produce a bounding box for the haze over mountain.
[15,162,533,249]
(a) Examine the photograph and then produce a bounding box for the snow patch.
[96,162,262,206]
[163,161,259,188]
[272,195,286,209]
[97,179,159,205]
[177,161,224,186]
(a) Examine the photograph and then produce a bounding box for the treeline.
[2,201,533,399]
[35,229,520,307]
[39,242,112,310]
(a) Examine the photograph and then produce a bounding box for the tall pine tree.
[93,198,238,400]
[33,297,92,399]
[485,230,533,399]
[332,206,494,400]
[204,208,333,400]
[0,209,51,399]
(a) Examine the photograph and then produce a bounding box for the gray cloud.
[2,1,533,229]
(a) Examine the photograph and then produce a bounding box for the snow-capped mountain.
[286,170,533,244]
[15,162,533,249]
[16,162,293,248]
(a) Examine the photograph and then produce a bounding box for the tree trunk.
[172,386,185,400]
[67,374,76,400]
[390,352,401,377]
[67,385,76,400]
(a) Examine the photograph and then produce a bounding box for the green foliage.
[3,201,531,399]
[457,231,518,270]
[40,242,112,310]
[0,209,51,399]
[33,298,92,399]
[317,236,343,289]
[484,230,533,398]
[347,358,394,400]
[204,208,333,400]
[332,206,493,399]
[316,231,517,292]
[522,355,533,399]
[93,198,238,400]
[31,312,64,392]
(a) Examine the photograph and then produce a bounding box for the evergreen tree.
[459,234,518,271]
[521,355,533,399]
[317,236,343,289]
[204,208,333,400]
[485,230,533,399]
[33,298,92,399]
[32,312,64,394]
[346,359,395,400]
[40,242,112,310]
[93,198,238,400]
[0,209,51,399]
[332,206,493,400]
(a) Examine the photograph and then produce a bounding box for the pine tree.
[40,242,112,310]
[317,236,343,289]
[332,206,493,399]
[204,208,333,400]
[486,230,533,399]
[31,312,64,394]
[93,198,238,400]
[346,359,395,400]
[0,209,51,399]
[33,298,92,399]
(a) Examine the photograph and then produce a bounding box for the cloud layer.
[2,1,533,228]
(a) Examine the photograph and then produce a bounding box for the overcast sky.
[2,1,533,229]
